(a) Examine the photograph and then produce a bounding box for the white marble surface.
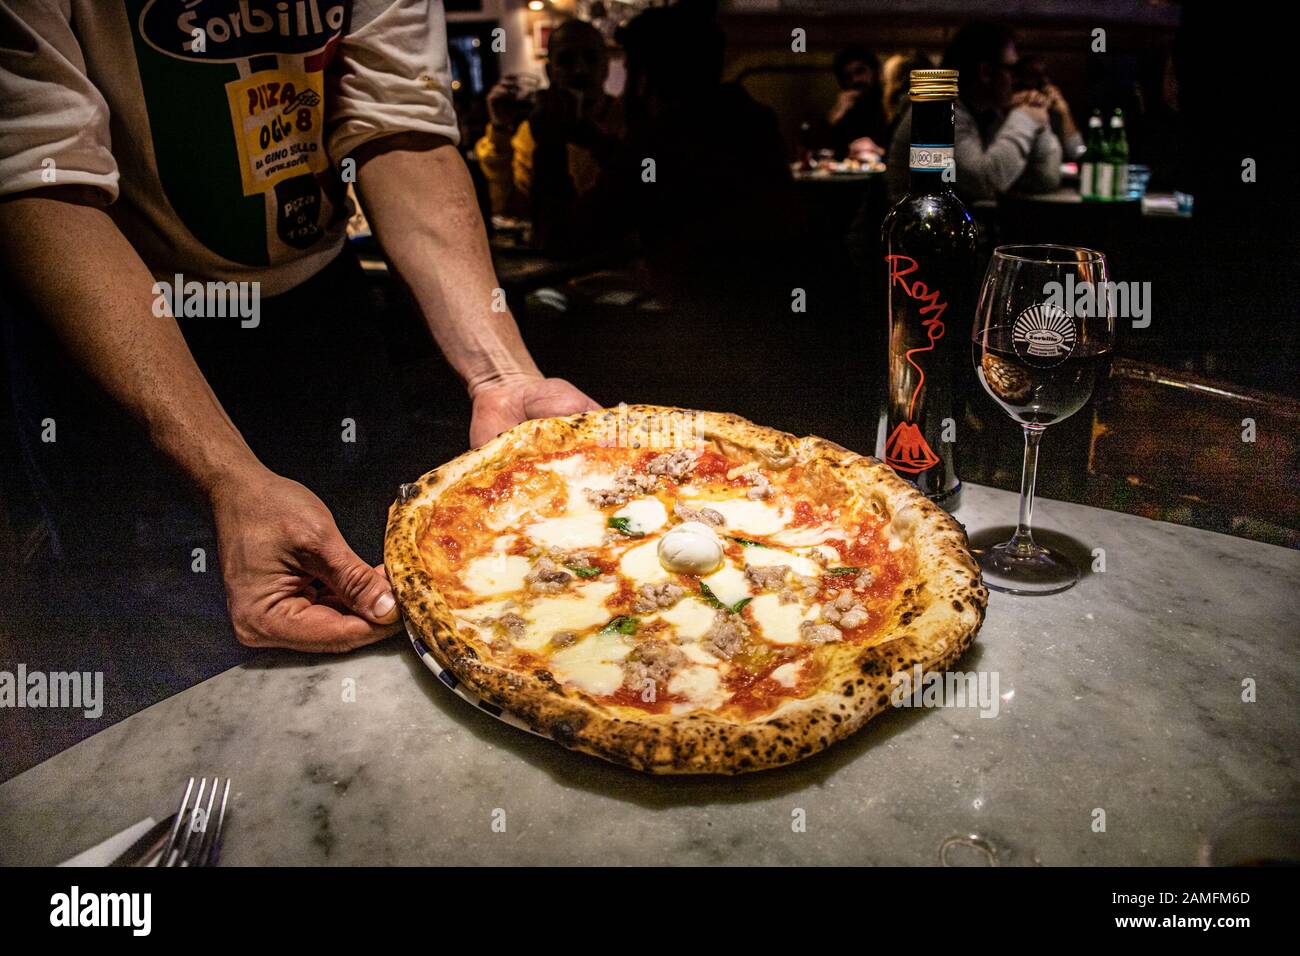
[3,484,1297,866]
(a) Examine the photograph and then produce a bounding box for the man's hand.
[211,469,400,652]
[829,89,860,126]
[486,77,530,130]
[528,87,583,147]
[1010,90,1051,129]
[1042,83,1071,120]
[469,375,600,447]
[847,136,884,161]
[353,137,601,450]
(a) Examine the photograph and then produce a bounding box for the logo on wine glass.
[1012,303,1077,368]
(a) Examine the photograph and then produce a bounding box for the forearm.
[1018,130,1063,193]
[0,192,263,495]
[956,109,1040,200]
[353,133,540,394]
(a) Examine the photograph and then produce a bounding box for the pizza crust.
[385,406,987,774]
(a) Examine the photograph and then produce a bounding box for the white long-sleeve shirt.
[0,0,460,293]
[887,100,1062,204]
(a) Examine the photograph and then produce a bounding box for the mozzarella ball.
[658,521,724,575]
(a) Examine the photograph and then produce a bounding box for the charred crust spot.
[876,695,889,707]
[952,600,964,612]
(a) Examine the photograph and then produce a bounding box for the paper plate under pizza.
[385,405,986,774]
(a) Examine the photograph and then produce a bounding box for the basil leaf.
[698,582,726,610]
[607,516,643,537]
[601,616,638,635]
[569,565,601,578]
[827,567,862,576]
[699,583,748,614]
[729,537,766,548]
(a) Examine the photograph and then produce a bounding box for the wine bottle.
[1080,110,1104,201]
[1109,108,1130,199]
[877,69,977,511]
[1095,111,1115,201]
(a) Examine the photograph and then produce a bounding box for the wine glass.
[971,245,1115,595]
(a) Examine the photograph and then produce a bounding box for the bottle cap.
[909,69,959,101]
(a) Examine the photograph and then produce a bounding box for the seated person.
[1014,55,1084,159]
[881,51,933,145]
[887,22,1064,204]
[473,19,623,230]
[827,45,887,159]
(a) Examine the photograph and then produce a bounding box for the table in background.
[2,484,1295,866]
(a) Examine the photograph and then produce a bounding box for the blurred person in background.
[474,19,624,234]
[887,22,1064,203]
[1013,55,1083,158]
[611,0,802,301]
[881,51,933,143]
[827,45,887,159]
[1131,50,1180,191]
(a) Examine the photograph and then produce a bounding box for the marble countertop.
[3,483,1297,866]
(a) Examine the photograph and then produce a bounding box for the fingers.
[250,594,399,653]
[301,528,400,626]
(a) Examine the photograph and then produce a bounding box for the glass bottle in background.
[1109,109,1130,199]
[877,69,978,511]
[797,120,815,171]
[1079,110,1104,200]
[1094,110,1115,201]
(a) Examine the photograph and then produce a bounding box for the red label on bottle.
[884,421,941,474]
[884,254,950,475]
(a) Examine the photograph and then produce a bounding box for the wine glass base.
[975,541,1079,596]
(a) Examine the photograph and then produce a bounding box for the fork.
[159,776,232,867]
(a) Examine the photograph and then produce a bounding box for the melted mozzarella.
[526,511,607,550]
[620,538,672,584]
[698,498,790,535]
[667,665,728,711]
[770,523,844,547]
[679,642,721,665]
[516,581,618,650]
[525,455,615,548]
[657,598,717,640]
[700,561,752,607]
[485,500,531,532]
[810,544,841,564]
[771,661,803,688]
[748,593,819,645]
[453,598,517,634]
[738,543,821,578]
[613,497,667,535]
[548,630,632,696]
[462,553,532,596]
[538,453,611,490]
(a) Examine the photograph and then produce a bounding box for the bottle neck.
[908,97,957,195]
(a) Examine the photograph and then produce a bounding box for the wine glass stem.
[1008,424,1044,556]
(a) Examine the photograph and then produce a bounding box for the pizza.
[385,405,986,774]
